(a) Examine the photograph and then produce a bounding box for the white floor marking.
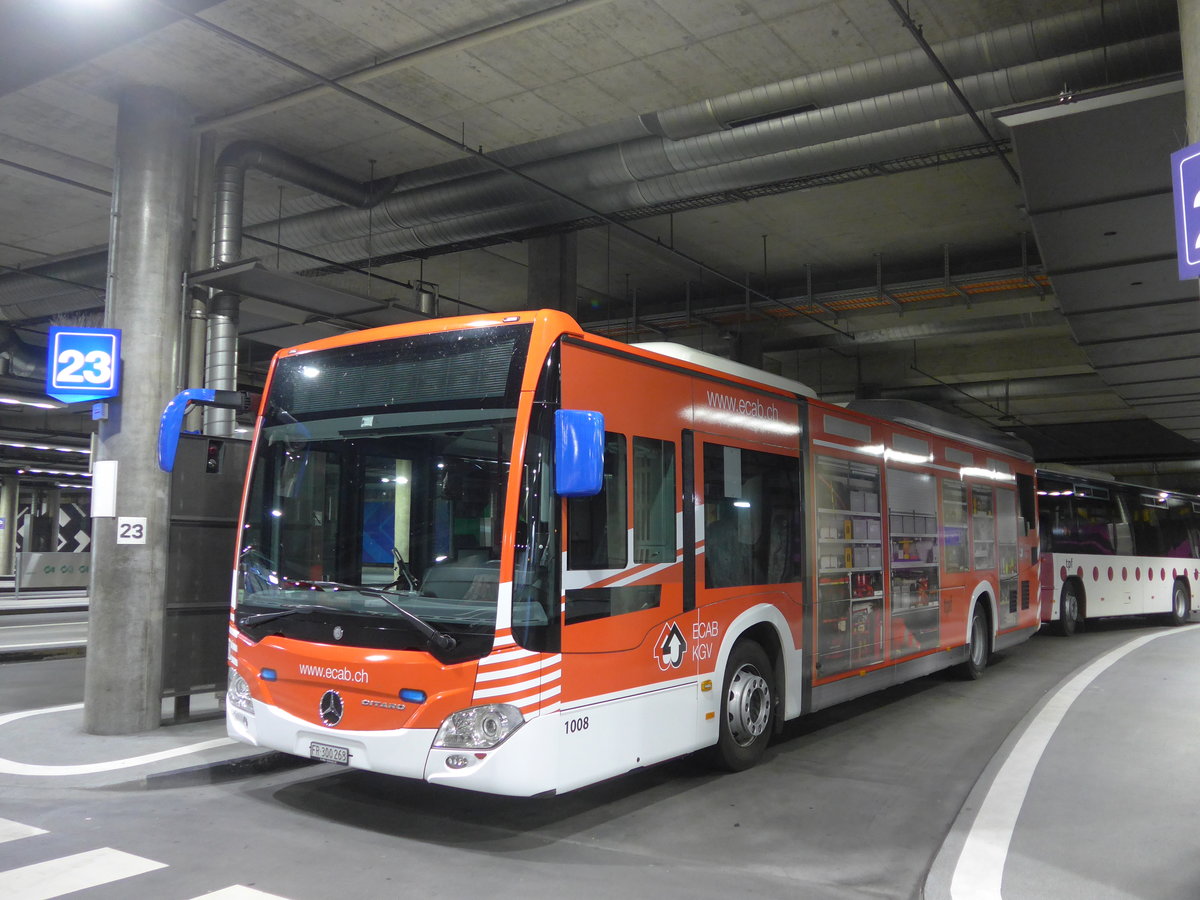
[0,817,45,844]
[0,847,166,900]
[191,886,293,899]
[949,629,1186,899]
[0,703,235,776]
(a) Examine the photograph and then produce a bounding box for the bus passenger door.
[558,425,698,770]
[693,434,805,707]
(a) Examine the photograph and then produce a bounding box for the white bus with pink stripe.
[1037,469,1198,635]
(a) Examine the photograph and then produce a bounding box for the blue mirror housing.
[158,388,250,472]
[555,409,604,497]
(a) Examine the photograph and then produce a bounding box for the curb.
[140,750,315,789]
[0,646,86,663]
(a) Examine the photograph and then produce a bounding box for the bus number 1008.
[564,716,589,735]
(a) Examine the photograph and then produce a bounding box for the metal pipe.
[0,1,1180,317]
[212,140,397,266]
[203,291,239,436]
[247,34,1176,268]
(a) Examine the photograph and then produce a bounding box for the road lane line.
[0,703,235,776]
[0,817,45,843]
[0,847,166,899]
[0,641,87,650]
[191,886,293,899]
[949,628,1187,899]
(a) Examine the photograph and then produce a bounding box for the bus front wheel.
[1167,580,1190,627]
[711,640,773,772]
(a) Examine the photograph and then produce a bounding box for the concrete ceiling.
[0,0,1196,485]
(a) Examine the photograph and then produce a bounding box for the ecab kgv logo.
[655,622,687,671]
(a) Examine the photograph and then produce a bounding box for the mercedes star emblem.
[319,690,344,727]
[332,625,344,640]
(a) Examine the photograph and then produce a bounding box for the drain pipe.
[185,131,215,433]
[205,140,398,435]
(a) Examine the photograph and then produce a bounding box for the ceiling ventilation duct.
[0,0,1180,318]
[247,32,1178,271]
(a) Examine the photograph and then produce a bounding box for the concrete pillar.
[84,86,192,735]
[527,232,578,316]
[0,476,18,575]
[1182,0,1200,143]
[45,487,61,551]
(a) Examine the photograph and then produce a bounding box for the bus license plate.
[309,741,349,765]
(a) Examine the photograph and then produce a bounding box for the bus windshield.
[236,325,531,659]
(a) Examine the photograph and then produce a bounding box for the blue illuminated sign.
[45,327,122,403]
[1171,142,1200,279]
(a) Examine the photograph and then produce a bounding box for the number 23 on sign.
[116,517,147,544]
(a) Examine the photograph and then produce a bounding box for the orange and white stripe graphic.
[473,628,561,714]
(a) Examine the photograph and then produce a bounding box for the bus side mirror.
[158,388,252,472]
[555,409,604,497]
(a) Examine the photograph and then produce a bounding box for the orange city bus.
[214,309,1040,796]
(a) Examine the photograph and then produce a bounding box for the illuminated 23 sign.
[45,327,122,403]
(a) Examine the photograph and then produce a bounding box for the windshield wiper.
[238,608,299,628]
[236,603,343,631]
[304,581,457,652]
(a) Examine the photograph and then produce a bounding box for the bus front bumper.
[228,700,559,796]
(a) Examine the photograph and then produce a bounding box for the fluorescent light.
[854,444,933,465]
[0,440,89,455]
[961,467,1015,482]
[0,396,63,409]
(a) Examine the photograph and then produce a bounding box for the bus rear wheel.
[1167,581,1190,627]
[1056,581,1083,636]
[711,640,773,772]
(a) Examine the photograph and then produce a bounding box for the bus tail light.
[434,704,524,749]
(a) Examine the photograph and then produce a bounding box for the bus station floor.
[0,618,1197,897]
[0,693,280,790]
[925,620,1200,899]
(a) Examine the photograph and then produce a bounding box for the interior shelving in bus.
[995,487,1021,629]
[971,486,996,570]
[942,481,969,572]
[887,469,941,657]
[815,457,884,674]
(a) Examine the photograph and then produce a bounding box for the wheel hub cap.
[727,665,770,747]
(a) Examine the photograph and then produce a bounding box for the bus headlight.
[434,704,524,749]
[228,671,254,714]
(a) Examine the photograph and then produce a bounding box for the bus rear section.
[1037,470,1198,634]
[806,400,1041,712]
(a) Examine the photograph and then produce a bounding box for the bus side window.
[1131,494,1168,556]
[567,433,627,570]
[1163,498,1194,558]
[633,437,676,563]
[563,436,676,626]
[703,443,799,588]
